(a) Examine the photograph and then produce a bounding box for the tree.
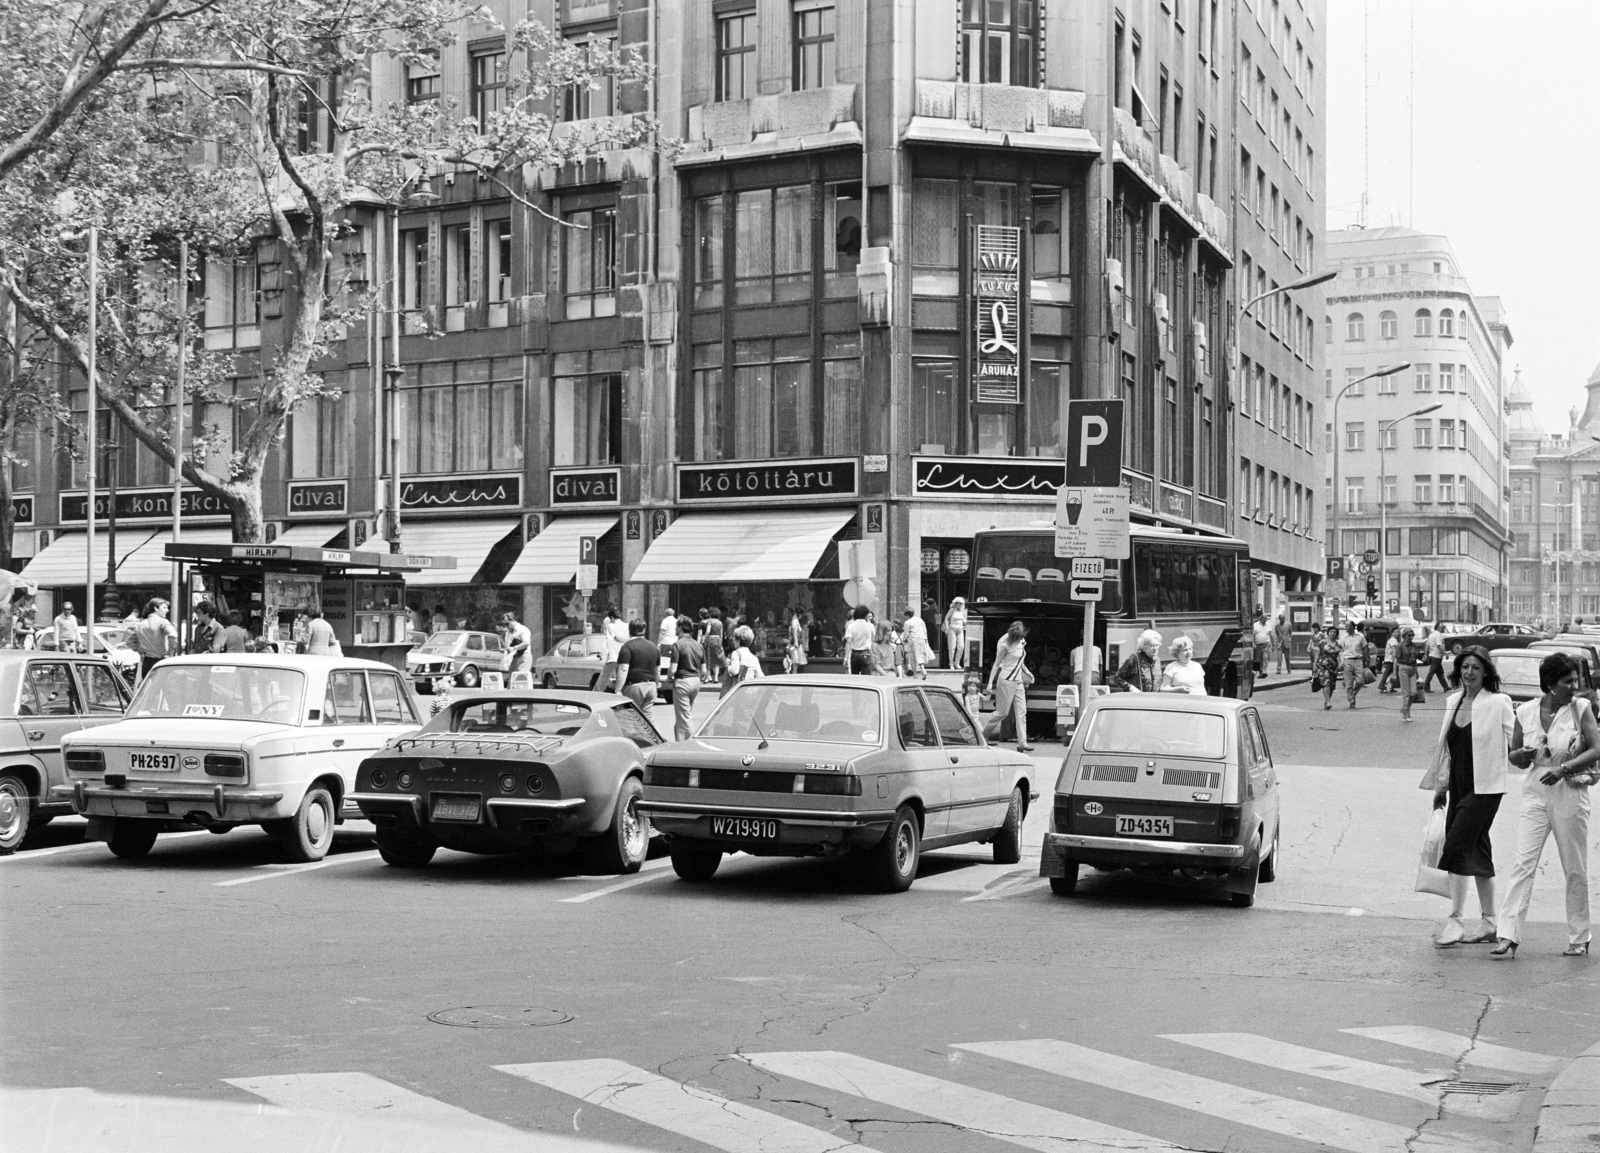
[0,0,669,543]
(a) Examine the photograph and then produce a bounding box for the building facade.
[1321,227,1511,624]
[19,0,1328,665]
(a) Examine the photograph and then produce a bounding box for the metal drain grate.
[427,1005,574,1029]
[1440,1080,1525,1095]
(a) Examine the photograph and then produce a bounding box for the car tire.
[458,665,481,689]
[543,674,558,689]
[1229,887,1256,908]
[992,787,1024,865]
[864,805,920,893]
[107,820,159,860]
[374,828,437,867]
[1048,862,1079,895]
[592,778,648,875]
[1258,828,1280,883]
[0,771,32,855]
[669,839,722,882]
[280,784,336,863]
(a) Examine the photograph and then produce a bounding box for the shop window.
[824,181,861,297]
[289,374,350,479]
[470,45,506,127]
[563,204,617,319]
[792,1,835,90]
[733,337,812,459]
[910,178,958,294]
[397,357,523,475]
[692,195,724,309]
[959,0,1039,87]
[734,185,811,304]
[716,6,756,101]
[976,408,1016,456]
[822,332,861,455]
[562,27,617,121]
[912,359,958,452]
[553,349,623,467]
[202,254,260,350]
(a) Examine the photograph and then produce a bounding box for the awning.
[122,528,235,584]
[629,509,856,584]
[22,529,159,587]
[271,523,344,548]
[396,518,520,586]
[502,515,620,585]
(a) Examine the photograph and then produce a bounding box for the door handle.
[949,756,960,764]
[26,730,43,741]
[333,739,345,748]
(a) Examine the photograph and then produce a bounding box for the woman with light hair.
[1114,629,1163,692]
[1160,636,1208,695]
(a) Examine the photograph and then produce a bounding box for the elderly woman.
[1160,637,1207,694]
[1114,629,1162,692]
[1495,651,1597,958]
[1313,625,1342,711]
[1422,646,1515,949]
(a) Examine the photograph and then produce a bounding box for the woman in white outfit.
[1160,637,1207,694]
[985,620,1034,754]
[1494,651,1596,958]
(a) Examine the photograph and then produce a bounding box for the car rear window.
[1491,652,1546,684]
[701,685,882,745]
[442,699,591,736]
[128,665,305,722]
[1082,708,1227,759]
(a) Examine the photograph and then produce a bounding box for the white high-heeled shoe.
[1461,917,1498,944]
[1435,915,1466,948]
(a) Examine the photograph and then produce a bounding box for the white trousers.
[994,677,1029,745]
[1498,774,1592,946]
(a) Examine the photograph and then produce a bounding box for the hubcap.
[0,791,17,839]
[894,823,914,873]
[621,797,646,858]
[306,798,330,842]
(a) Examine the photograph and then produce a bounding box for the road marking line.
[960,873,1048,902]
[225,1071,522,1136]
[744,1049,1182,1152]
[213,850,381,887]
[1341,1026,1563,1075]
[1162,1032,1452,1104]
[558,858,675,903]
[0,830,209,862]
[496,1058,884,1153]
[957,1039,1498,1153]
[912,861,1027,892]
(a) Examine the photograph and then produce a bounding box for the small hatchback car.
[1038,695,1281,907]
[351,690,660,873]
[640,675,1036,892]
[406,630,505,693]
[63,655,423,861]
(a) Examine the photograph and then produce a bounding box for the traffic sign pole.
[1080,598,1095,718]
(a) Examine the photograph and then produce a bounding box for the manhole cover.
[427,1006,574,1029]
[1441,1080,1525,1095]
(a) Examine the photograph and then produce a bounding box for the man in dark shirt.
[667,614,706,741]
[614,619,661,720]
[216,609,251,653]
[190,601,220,654]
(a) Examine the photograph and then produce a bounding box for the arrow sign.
[1070,579,1103,602]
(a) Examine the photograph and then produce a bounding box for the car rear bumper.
[1039,830,1247,874]
[69,780,287,822]
[350,792,587,836]
[639,799,894,853]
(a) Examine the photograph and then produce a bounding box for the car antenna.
[750,712,770,750]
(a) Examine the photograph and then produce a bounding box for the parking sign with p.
[1064,399,1124,487]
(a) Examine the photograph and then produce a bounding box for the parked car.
[62,655,423,861]
[0,652,131,853]
[1039,694,1280,908]
[639,675,1037,893]
[533,634,611,690]
[405,630,505,692]
[1493,646,1599,707]
[351,689,659,873]
[1441,622,1542,657]
[37,626,141,678]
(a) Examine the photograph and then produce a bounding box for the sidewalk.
[1535,1042,1600,1153]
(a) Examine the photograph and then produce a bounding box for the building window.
[202,254,260,350]
[1438,418,1456,448]
[485,218,512,324]
[1346,312,1364,341]
[1438,363,1454,393]
[1344,422,1364,451]
[397,357,523,475]
[912,358,959,453]
[1344,477,1363,514]
[399,227,428,330]
[1029,338,1068,458]
[562,29,618,121]
[552,349,623,467]
[1439,474,1455,503]
[1439,308,1455,336]
[692,195,724,309]
[1030,186,1069,283]
[1377,368,1396,395]
[1323,422,1332,453]
[289,374,350,479]
[1378,310,1397,339]
[910,178,959,295]
[1410,526,1434,553]
[405,56,440,104]
[960,0,1039,87]
[1344,367,1366,396]
[1381,475,1397,505]
[1413,476,1433,504]
[716,6,756,101]
[562,204,617,320]
[1379,425,1397,451]
[1414,364,1432,392]
[470,46,506,127]
[822,332,861,455]
[687,343,723,461]
[734,185,812,305]
[1414,308,1433,337]
[731,337,815,459]
[792,1,836,90]
[1414,421,1433,448]
[1324,315,1332,344]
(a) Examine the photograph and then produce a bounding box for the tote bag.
[1414,807,1451,898]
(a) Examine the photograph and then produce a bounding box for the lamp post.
[101,439,121,621]
[1542,501,1575,624]
[1378,401,1442,613]
[1328,363,1412,621]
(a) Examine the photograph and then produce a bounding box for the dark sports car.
[349,690,660,873]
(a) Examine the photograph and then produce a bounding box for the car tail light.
[647,766,693,787]
[796,773,862,797]
[397,771,414,790]
[526,774,545,794]
[1218,804,1242,839]
[66,750,105,774]
[204,754,245,778]
[369,769,388,789]
[500,773,518,794]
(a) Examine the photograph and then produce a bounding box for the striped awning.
[501,515,620,585]
[628,509,855,583]
[395,519,519,586]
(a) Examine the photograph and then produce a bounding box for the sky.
[1323,0,1600,431]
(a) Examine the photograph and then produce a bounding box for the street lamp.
[1378,402,1442,613]
[1542,501,1575,623]
[1328,364,1412,619]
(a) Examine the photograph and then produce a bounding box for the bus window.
[970,532,1122,613]
[1136,543,1241,616]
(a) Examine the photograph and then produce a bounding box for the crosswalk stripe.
[1341,1026,1562,1075]
[496,1058,881,1153]
[957,1039,1498,1153]
[1162,1032,1450,1105]
[225,1070,524,1136]
[744,1049,1182,1152]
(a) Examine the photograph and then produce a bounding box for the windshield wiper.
[750,715,771,750]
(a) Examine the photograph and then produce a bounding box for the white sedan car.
[62,655,423,861]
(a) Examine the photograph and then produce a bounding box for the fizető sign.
[1054,486,1131,560]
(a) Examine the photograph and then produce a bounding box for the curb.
[1251,674,1313,692]
[1534,1041,1600,1152]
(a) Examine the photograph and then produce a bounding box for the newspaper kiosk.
[163,541,456,672]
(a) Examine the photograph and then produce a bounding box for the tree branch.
[114,58,313,78]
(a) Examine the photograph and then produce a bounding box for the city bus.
[966,523,1256,740]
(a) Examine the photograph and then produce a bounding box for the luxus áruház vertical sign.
[974,224,1021,404]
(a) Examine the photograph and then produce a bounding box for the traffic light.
[1365,576,1377,600]
[1346,594,1357,608]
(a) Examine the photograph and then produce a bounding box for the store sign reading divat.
[974,224,1021,404]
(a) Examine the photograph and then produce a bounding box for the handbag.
[1361,666,1376,686]
[1311,674,1323,692]
[1415,807,1452,897]
[1566,701,1599,787]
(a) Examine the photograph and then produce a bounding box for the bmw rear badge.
[741,755,754,766]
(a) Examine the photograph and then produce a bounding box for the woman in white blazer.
[1420,646,1515,948]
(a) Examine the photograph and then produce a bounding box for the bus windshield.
[969,532,1124,612]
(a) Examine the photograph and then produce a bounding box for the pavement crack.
[1403,991,1495,1152]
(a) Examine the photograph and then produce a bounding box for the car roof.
[150,654,400,672]
[0,650,118,665]
[439,688,623,707]
[738,674,944,695]
[1083,694,1251,717]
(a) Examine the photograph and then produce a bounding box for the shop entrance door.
[918,538,973,669]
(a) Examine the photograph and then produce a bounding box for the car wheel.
[543,674,558,689]
[0,772,32,855]
[107,820,159,859]
[280,785,336,863]
[457,665,481,689]
[1258,828,1280,883]
[864,805,920,893]
[1229,887,1256,908]
[592,778,648,875]
[992,787,1024,865]
[669,839,722,882]
[374,828,437,867]
[1048,861,1079,895]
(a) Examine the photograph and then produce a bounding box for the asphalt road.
[5,678,1597,1153]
